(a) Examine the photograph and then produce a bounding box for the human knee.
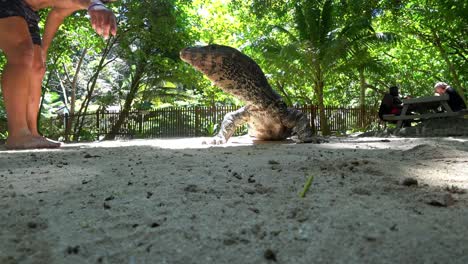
[32,57,46,78]
[5,40,34,68]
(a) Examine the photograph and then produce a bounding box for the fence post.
[139,112,144,135]
[96,110,100,140]
[195,106,200,137]
[64,113,69,140]
[310,105,317,135]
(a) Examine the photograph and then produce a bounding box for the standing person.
[0,0,117,149]
[434,82,467,112]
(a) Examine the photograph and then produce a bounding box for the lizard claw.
[202,136,227,145]
[293,136,327,144]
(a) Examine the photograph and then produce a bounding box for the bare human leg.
[26,45,45,137]
[27,45,60,148]
[0,17,57,149]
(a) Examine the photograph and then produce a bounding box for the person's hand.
[88,3,117,39]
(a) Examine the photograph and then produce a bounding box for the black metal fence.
[51,105,378,140]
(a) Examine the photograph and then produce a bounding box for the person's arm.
[43,0,117,48]
[42,1,117,57]
[42,8,76,54]
[62,1,117,38]
[393,97,403,109]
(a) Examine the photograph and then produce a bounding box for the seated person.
[378,86,404,120]
[378,86,413,127]
[434,82,467,112]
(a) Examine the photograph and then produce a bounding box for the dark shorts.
[0,0,41,45]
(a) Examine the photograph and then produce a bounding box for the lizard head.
[180,44,280,105]
[180,44,267,89]
[180,44,227,75]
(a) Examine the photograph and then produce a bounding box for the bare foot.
[36,136,62,148]
[5,135,61,150]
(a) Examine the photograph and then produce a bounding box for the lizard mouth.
[180,48,215,74]
[179,48,203,68]
[179,48,193,63]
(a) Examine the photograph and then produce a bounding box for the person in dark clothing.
[378,86,404,120]
[378,86,413,127]
[434,82,467,112]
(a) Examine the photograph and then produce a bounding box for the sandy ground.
[0,136,467,264]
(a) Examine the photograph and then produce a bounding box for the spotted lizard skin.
[180,44,316,144]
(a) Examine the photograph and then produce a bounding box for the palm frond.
[294,3,310,42]
[319,0,334,44]
[270,25,299,42]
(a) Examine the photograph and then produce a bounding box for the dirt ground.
[1,136,467,264]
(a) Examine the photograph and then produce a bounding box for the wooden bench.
[382,94,468,132]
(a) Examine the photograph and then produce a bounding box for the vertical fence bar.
[96,110,100,139]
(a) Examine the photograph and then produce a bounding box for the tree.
[248,0,354,135]
[334,0,398,127]
[381,0,467,101]
[103,0,194,140]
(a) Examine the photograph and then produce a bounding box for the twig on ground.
[299,175,314,198]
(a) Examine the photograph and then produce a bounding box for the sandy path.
[1,136,467,264]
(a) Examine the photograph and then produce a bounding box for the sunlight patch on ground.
[1,136,466,153]
[62,136,256,150]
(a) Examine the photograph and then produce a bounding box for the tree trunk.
[314,65,330,136]
[275,80,292,106]
[358,68,367,128]
[74,38,116,138]
[64,48,87,141]
[104,63,147,140]
[317,82,330,135]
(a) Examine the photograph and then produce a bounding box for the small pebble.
[428,194,455,207]
[66,246,80,255]
[264,249,277,261]
[27,222,38,229]
[400,177,418,186]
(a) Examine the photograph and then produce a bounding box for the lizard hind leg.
[282,109,317,143]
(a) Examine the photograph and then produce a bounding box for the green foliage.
[0,55,5,129]
[39,117,63,140]
[378,0,467,96]
[0,54,5,69]
[204,122,219,136]
[77,128,99,141]
[0,130,7,140]
[113,0,196,106]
